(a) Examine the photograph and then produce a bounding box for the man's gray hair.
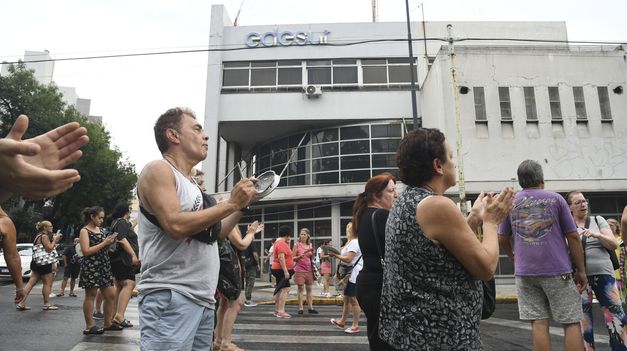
[517,160,544,189]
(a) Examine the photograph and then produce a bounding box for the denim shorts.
[139,289,215,351]
[516,275,583,324]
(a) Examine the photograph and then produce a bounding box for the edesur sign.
[245,30,330,48]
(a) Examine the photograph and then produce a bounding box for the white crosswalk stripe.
[69,301,368,350]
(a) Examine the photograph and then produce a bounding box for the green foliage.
[0,63,137,236]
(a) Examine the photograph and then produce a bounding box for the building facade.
[203,5,626,279]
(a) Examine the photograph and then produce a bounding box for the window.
[473,87,487,121]
[332,59,358,84]
[498,87,512,120]
[278,60,302,85]
[387,58,417,84]
[222,62,249,87]
[573,87,587,119]
[548,87,562,120]
[250,61,276,86]
[306,60,331,84]
[362,59,387,84]
[523,87,537,121]
[598,87,612,120]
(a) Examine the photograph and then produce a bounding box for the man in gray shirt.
[137,107,256,351]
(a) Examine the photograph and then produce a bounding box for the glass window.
[271,150,288,165]
[498,87,511,119]
[313,220,332,237]
[362,59,386,65]
[341,155,370,169]
[288,160,309,176]
[549,86,562,120]
[573,87,587,119]
[307,60,332,66]
[340,126,369,140]
[251,68,276,86]
[340,140,370,155]
[333,59,357,65]
[278,67,301,85]
[263,205,294,221]
[340,201,354,216]
[313,172,338,184]
[314,205,332,218]
[598,86,612,120]
[251,61,276,67]
[388,65,417,83]
[312,128,338,143]
[341,170,371,183]
[363,66,387,84]
[278,60,301,66]
[371,124,401,138]
[473,87,487,121]
[312,157,339,172]
[523,87,537,121]
[224,61,249,68]
[287,175,308,186]
[371,139,400,153]
[333,66,358,84]
[372,154,396,168]
[308,67,331,84]
[387,57,416,64]
[312,143,338,158]
[223,70,248,86]
[298,204,315,218]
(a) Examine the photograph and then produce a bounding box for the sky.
[1,0,626,174]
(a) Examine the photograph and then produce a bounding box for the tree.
[0,63,137,239]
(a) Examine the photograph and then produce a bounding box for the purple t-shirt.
[498,189,577,276]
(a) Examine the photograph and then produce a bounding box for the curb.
[258,296,519,306]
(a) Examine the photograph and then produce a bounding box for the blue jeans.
[139,290,215,351]
[581,274,627,351]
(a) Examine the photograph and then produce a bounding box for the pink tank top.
[294,241,312,273]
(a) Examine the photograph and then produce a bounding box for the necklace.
[421,184,435,193]
[163,156,193,180]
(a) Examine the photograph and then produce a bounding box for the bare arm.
[330,250,356,264]
[79,228,115,257]
[418,188,514,281]
[278,252,289,275]
[138,161,255,240]
[228,222,263,251]
[565,230,587,292]
[622,206,627,244]
[0,213,25,302]
[40,234,60,252]
[498,235,514,262]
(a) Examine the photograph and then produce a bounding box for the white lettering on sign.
[245,30,330,48]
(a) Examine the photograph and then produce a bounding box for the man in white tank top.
[137,107,257,351]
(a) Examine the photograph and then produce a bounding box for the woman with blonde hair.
[293,227,318,315]
[16,220,62,310]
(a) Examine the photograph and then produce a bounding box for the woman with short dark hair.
[379,128,514,350]
[271,225,295,318]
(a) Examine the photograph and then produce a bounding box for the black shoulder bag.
[370,209,386,268]
[138,189,221,244]
[583,216,620,270]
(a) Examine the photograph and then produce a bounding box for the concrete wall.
[422,46,627,194]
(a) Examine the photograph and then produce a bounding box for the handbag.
[370,209,386,268]
[32,234,58,266]
[217,239,241,300]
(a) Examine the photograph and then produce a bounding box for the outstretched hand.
[482,187,515,225]
[0,115,89,200]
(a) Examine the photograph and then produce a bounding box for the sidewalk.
[248,278,519,306]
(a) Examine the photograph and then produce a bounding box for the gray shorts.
[516,275,583,324]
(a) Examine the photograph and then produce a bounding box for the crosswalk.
[69,300,369,351]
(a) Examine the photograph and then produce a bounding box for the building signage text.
[245,30,330,48]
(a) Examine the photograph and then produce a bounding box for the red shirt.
[271,239,294,270]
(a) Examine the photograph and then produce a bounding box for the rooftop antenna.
[372,0,378,22]
[233,0,246,26]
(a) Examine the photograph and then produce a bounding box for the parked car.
[0,243,34,280]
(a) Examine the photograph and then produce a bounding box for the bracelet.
[16,288,24,292]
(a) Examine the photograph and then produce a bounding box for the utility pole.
[420,4,428,68]
[404,0,420,129]
[372,0,378,23]
[447,24,467,215]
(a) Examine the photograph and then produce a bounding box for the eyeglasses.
[573,199,588,206]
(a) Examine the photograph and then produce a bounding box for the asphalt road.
[0,276,615,351]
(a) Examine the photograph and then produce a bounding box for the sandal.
[120,319,134,328]
[104,322,124,331]
[69,293,78,297]
[330,318,345,329]
[42,305,59,310]
[16,304,31,311]
[83,326,105,335]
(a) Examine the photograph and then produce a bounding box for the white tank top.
[136,160,219,308]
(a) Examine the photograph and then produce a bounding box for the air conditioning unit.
[304,84,322,97]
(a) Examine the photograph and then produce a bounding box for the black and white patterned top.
[379,186,482,351]
[79,227,113,289]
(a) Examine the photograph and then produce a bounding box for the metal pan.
[255,170,280,199]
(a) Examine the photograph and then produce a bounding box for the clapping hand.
[0,115,89,200]
[248,220,264,234]
[482,187,515,225]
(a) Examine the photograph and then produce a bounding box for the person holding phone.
[78,206,119,335]
[16,220,61,310]
[292,228,318,315]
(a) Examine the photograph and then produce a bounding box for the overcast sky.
[1,0,626,174]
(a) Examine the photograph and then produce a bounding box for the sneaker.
[344,326,360,334]
[49,293,56,298]
[93,311,104,320]
[308,309,319,314]
[275,311,291,318]
[330,318,345,329]
[244,300,258,307]
[297,310,304,315]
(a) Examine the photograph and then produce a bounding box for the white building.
[203,5,627,278]
[1,50,101,124]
